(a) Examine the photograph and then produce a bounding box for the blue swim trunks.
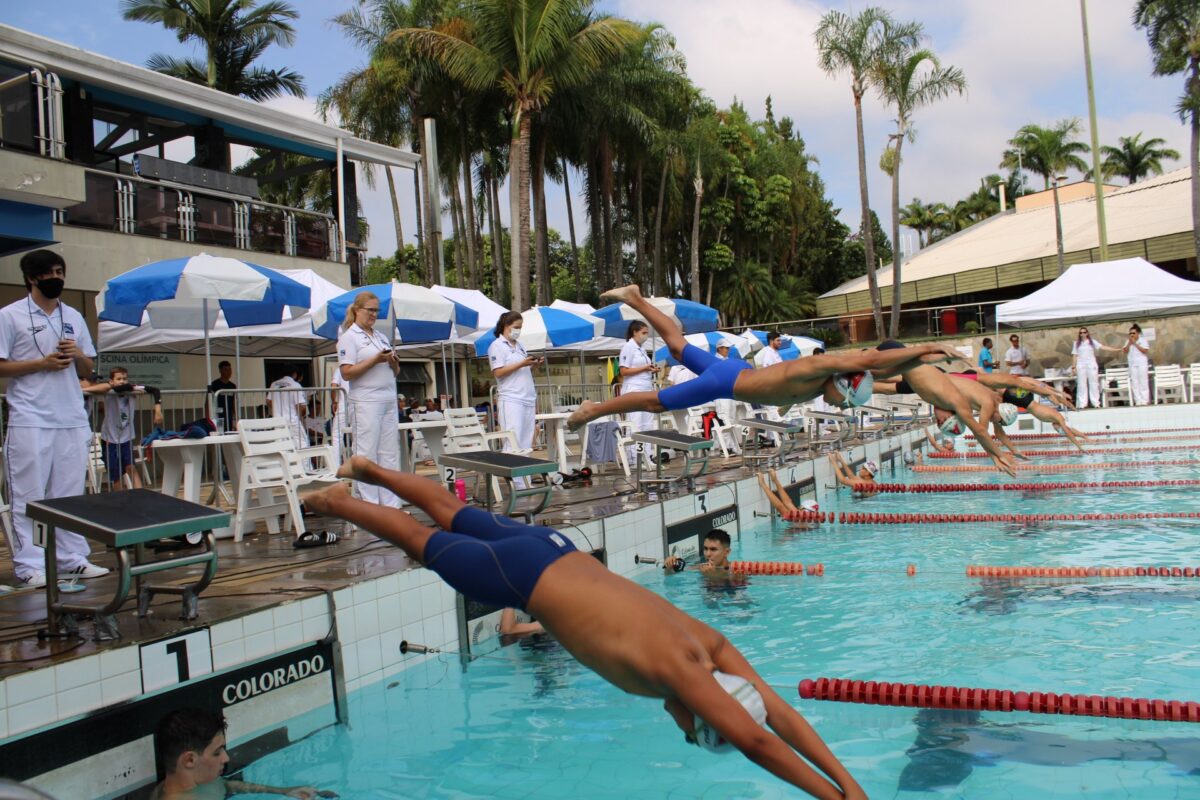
[657,344,753,411]
[422,506,578,611]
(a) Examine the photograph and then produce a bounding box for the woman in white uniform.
[619,321,655,466]
[338,292,401,506]
[1123,323,1152,405]
[1071,326,1118,408]
[488,311,541,459]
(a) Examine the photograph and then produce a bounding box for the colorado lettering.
[221,655,326,705]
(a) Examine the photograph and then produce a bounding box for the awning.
[0,199,55,256]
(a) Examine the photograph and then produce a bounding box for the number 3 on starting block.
[443,466,458,484]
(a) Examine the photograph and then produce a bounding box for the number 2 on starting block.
[443,466,457,484]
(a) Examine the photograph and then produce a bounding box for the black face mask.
[35,278,64,299]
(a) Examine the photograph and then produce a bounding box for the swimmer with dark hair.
[566,285,963,432]
[663,529,734,575]
[303,460,866,800]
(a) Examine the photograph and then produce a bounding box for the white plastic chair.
[444,407,518,497]
[233,418,340,542]
[1101,367,1130,407]
[86,433,108,493]
[1154,364,1187,404]
[1188,363,1200,403]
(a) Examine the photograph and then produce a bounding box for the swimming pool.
[247,447,1200,798]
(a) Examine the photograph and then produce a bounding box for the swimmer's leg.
[757,472,793,519]
[567,390,665,431]
[301,482,439,563]
[601,285,688,362]
[337,456,464,529]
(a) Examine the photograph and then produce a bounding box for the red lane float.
[914,460,1197,473]
[967,434,1200,448]
[929,444,1200,458]
[966,426,1200,441]
[729,560,819,575]
[967,565,1199,578]
[832,510,1200,525]
[797,677,1200,722]
[851,479,1200,494]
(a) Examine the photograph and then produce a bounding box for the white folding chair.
[86,433,108,493]
[233,418,340,542]
[1188,364,1200,403]
[1154,364,1187,404]
[1101,367,1130,407]
[443,407,518,497]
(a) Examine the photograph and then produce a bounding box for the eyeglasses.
[361,307,381,315]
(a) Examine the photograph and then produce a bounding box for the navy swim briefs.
[657,344,753,411]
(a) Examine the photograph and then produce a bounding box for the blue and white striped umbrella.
[593,295,719,339]
[97,253,311,329]
[654,332,749,364]
[472,306,601,356]
[312,281,478,342]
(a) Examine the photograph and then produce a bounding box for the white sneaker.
[18,571,47,588]
[62,562,110,579]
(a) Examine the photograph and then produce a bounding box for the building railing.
[65,168,341,262]
[0,68,63,157]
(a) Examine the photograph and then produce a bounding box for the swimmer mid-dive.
[963,372,1091,452]
[303,459,866,800]
[566,285,963,432]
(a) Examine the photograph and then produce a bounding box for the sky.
[5,1,1190,264]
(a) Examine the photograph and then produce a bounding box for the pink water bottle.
[454,479,468,502]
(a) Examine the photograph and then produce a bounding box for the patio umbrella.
[654,332,750,364]
[432,284,509,334]
[311,281,479,343]
[97,253,312,385]
[593,295,719,339]
[742,329,824,361]
[471,306,602,356]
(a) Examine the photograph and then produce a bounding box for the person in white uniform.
[266,367,310,451]
[713,339,742,455]
[0,250,109,587]
[1004,334,1030,376]
[618,321,656,467]
[753,330,786,437]
[1071,326,1119,408]
[1123,323,1152,405]
[488,311,542,472]
[337,292,401,507]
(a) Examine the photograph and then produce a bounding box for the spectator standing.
[0,250,107,587]
[337,292,401,507]
[266,367,309,451]
[618,321,655,467]
[1004,335,1030,376]
[488,311,540,456]
[754,331,784,369]
[208,360,237,433]
[977,338,998,373]
[1123,323,1152,405]
[1071,326,1119,408]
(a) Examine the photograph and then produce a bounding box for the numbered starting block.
[739,418,806,468]
[439,451,559,518]
[27,489,228,641]
[630,430,712,494]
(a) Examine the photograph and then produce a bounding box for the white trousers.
[715,398,742,454]
[625,409,655,466]
[1076,363,1101,408]
[1129,363,1150,405]
[498,398,535,452]
[284,415,310,452]
[4,426,91,578]
[349,400,401,507]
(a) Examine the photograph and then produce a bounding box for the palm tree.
[121,0,303,99]
[900,198,940,248]
[1099,132,1181,183]
[876,42,966,337]
[1134,0,1200,267]
[1001,120,1089,273]
[391,0,640,311]
[815,7,919,338]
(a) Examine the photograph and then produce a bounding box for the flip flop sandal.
[293,530,340,549]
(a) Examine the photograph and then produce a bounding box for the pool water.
[248,448,1200,798]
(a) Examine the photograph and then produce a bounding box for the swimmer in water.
[304,460,865,800]
[663,529,735,575]
[757,469,822,525]
[827,451,879,493]
[566,285,964,432]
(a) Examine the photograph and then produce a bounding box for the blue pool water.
[248,446,1200,798]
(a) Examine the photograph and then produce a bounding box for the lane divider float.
[929,444,1200,458]
[967,565,1198,577]
[852,479,1200,494]
[914,460,1197,473]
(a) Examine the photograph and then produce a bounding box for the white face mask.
[509,327,522,341]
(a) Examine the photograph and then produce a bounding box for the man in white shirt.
[1004,335,1031,376]
[713,339,742,455]
[0,250,109,587]
[755,331,785,369]
[266,367,310,451]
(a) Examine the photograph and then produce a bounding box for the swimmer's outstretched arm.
[802,343,959,381]
[500,608,545,636]
[768,469,799,514]
[990,420,1028,460]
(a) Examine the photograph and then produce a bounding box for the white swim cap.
[997,402,1019,426]
[693,671,768,753]
[863,460,879,477]
[801,499,819,512]
[832,371,875,407]
[939,415,965,437]
[903,452,916,465]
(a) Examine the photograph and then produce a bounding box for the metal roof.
[0,24,419,169]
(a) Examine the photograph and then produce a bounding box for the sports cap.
[863,460,879,477]
[997,402,1019,426]
[832,371,875,407]
[692,671,768,753]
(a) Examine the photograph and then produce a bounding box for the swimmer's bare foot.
[300,482,351,516]
[599,284,643,305]
[567,400,598,432]
[336,454,375,482]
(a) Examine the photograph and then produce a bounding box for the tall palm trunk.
[418,124,437,280]
[385,165,405,257]
[488,169,506,300]
[1052,182,1066,274]
[459,133,480,290]
[853,92,884,337]
[513,113,534,310]
[652,156,669,295]
[410,164,422,284]
[588,164,604,294]
[533,133,551,304]
[448,177,465,287]
[690,153,703,302]
[635,161,646,290]
[888,133,904,339]
[611,161,624,284]
[561,157,582,302]
[599,140,615,287]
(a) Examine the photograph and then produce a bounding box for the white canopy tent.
[996,258,1200,328]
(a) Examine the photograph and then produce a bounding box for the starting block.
[27,489,228,641]
[631,430,712,493]
[739,418,806,468]
[439,451,559,518]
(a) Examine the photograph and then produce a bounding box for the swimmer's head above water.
[702,529,732,568]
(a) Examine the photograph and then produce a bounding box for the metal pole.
[1080,0,1109,261]
[335,137,347,263]
[423,118,445,286]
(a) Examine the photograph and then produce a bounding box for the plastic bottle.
[454,479,468,502]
